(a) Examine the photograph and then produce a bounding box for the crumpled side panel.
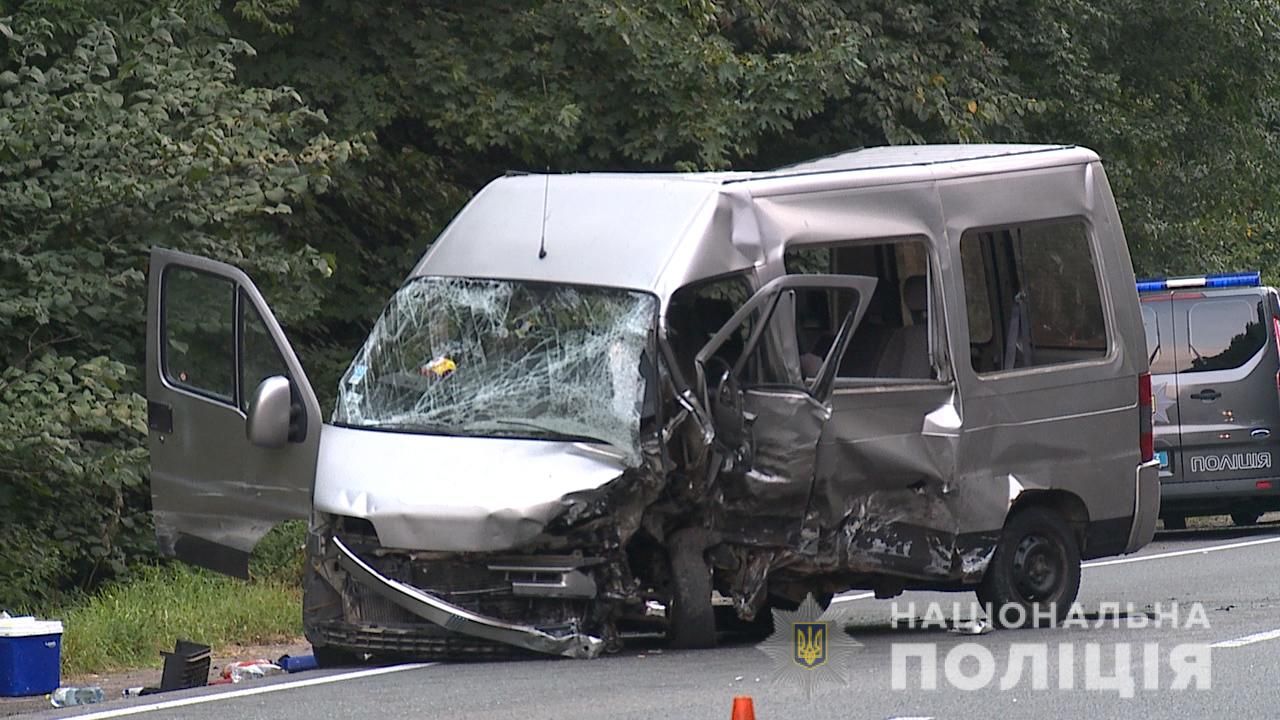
[333,277,656,465]
[809,386,958,529]
[716,386,1000,607]
[712,389,827,546]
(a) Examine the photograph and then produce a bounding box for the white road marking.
[886,716,935,719]
[831,591,876,604]
[54,536,1280,717]
[1082,535,1280,568]
[61,663,434,719]
[1211,628,1280,649]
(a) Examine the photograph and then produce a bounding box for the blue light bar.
[1136,271,1261,293]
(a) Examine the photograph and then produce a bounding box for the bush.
[0,5,355,610]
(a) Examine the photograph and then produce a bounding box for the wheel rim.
[1011,533,1065,601]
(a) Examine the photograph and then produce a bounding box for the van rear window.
[1178,297,1265,373]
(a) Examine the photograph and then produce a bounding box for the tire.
[715,605,774,641]
[312,643,361,668]
[667,529,716,649]
[1231,510,1261,527]
[977,507,1081,628]
[1163,515,1187,531]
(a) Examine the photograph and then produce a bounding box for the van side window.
[1179,297,1265,373]
[163,268,236,403]
[239,289,291,412]
[960,219,1107,373]
[666,273,754,385]
[784,238,937,381]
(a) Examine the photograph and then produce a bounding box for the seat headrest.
[903,275,928,313]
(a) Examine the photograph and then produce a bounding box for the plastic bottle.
[224,660,285,683]
[49,686,106,707]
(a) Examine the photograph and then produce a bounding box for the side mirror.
[246,375,292,448]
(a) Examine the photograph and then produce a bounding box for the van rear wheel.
[1231,510,1261,527]
[977,508,1081,627]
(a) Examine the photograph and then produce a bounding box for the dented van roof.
[410,144,1096,297]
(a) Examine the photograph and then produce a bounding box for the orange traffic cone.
[730,696,756,720]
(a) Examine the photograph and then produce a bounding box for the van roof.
[411,144,1099,296]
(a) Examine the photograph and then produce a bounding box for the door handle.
[148,401,173,433]
[1190,389,1220,401]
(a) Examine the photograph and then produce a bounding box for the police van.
[1139,272,1280,528]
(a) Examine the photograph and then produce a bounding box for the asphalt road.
[31,523,1280,720]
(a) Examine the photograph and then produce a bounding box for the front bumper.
[331,536,604,659]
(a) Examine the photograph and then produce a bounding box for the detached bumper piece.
[332,536,604,659]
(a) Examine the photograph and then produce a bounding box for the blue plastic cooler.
[0,616,63,696]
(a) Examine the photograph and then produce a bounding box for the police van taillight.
[1139,372,1154,463]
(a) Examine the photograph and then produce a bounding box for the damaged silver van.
[146,144,1160,663]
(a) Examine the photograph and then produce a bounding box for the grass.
[57,522,306,675]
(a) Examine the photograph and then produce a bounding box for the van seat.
[876,275,932,378]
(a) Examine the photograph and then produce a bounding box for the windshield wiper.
[490,419,601,443]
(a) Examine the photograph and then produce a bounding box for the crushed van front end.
[303,520,612,659]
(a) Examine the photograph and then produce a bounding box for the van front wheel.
[977,508,1081,627]
[667,528,716,649]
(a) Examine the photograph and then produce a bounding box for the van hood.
[313,424,627,552]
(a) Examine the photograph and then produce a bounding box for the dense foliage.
[0,0,356,607]
[2,0,1278,610]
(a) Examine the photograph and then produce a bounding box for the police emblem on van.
[1189,452,1271,474]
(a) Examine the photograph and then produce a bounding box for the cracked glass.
[333,277,657,464]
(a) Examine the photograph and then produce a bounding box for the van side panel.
[1169,291,1279,485]
[938,161,1146,555]
[749,182,984,579]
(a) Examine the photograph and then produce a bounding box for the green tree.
[984,0,1280,278]
[0,5,356,608]
[228,0,1039,402]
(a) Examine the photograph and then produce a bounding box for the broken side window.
[784,238,937,380]
[333,277,658,465]
[666,273,754,387]
[961,219,1108,373]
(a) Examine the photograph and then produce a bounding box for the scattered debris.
[222,660,284,683]
[948,619,992,636]
[277,654,318,673]
[158,640,211,692]
[1,614,64,698]
[49,686,104,707]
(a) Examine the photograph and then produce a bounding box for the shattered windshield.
[333,277,657,464]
